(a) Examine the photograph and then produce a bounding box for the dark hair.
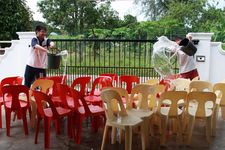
[35,25,47,33]
[175,36,183,41]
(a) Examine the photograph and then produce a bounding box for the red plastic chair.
[119,75,140,94]
[2,85,30,136]
[100,73,118,87]
[84,76,113,106]
[70,88,105,144]
[71,76,91,97]
[159,74,181,91]
[33,91,72,148]
[43,75,67,96]
[43,76,67,106]
[0,76,23,128]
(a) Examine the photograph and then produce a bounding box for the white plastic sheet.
[152,36,179,78]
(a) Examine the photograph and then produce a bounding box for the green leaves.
[0,0,32,40]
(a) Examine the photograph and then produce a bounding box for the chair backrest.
[90,76,113,95]
[159,91,187,117]
[104,87,129,110]
[57,83,71,108]
[119,75,140,94]
[171,78,191,91]
[187,91,216,118]
[130,84,155,110]
[30,79,54,95]
[1,76,19,87]
[70,88,92,115]
[189,80,213,92]
[213,83,225,106]
[192,76,199,81]
[145,78,159,85]
[33,91,59,119]
[2,85,29,110]
[0,76,22,96]
[101,89,128,120]
[16,76,23,85]
[43,76,67,96]
[100,73,118,87]
[71,76,91,96]
[149,84,166,109]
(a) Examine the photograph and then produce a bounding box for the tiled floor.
[1,113,225,150]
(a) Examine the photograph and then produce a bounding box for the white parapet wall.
[189,32,225,83]
[0,32,35,81]
[0,32,224,84]
[209,42,225,83]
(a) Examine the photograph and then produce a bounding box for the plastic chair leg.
[0,105,2,128]
[160,117,167,146]
[22,109,29,135]
[125,126,132,150]
[101,125,109,150]
[76,116,83,144]
[221,107,225,120]
[187,116,195,145]
[30,101,37,128]
[5,110,11,136]
[212,105,219,136]
[111,127,117,144]
[44,117,51,148]
[55,119,61,135]
[206,117,212,144]
[67,115,73,139]
[35,117,42,144]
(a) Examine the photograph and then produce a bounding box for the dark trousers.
[24,65,46,88]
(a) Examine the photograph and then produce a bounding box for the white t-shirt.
[170,44,196,74]
[27,37,50,69]
[176,50,196,74]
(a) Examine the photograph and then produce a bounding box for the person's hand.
[49,41,55,48]
[186,34,192,41]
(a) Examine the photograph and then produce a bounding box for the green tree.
[38,0,98,35]
[38,0,120,36]
[164,0,207,30]
[134,0,170,21]
[122,14,137,27]
[0,0,32,40]
[96,0,120,29]
[193,5,225,42]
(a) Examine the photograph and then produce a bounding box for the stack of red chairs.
[0,76,23,128]
[2,85,30,136]
[58,83,105,144]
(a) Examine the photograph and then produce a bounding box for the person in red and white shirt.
[24,25,55,87]
[173,36,199,80]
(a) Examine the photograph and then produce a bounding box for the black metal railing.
[48,39,178,84]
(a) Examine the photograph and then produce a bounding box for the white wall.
[0,32,35,80]
[209,42,225,83]
[189,33,225,83]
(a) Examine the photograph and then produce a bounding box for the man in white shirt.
[174,36,199,80]
[24,25,54,87]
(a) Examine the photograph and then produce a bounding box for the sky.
[26,0,225,22]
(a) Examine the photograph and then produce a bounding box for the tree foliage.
[134,0,170,21]
[0,0,32,40]
[135,0,224,41]
[38,0,121,35]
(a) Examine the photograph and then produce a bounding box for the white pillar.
[188,33,214,81]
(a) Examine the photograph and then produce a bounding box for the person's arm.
[47,39,55,49]
[31,38,49,53]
